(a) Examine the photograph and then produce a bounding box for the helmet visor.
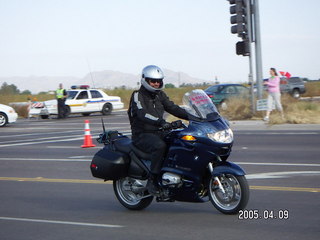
[146,78,163,84]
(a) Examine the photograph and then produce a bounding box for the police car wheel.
[40,115,49,119]
[102,103,112,115]
[0,113,8,127]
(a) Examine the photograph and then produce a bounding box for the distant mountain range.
[0,69,211,94]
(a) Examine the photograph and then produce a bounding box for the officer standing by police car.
[56,83,67,119]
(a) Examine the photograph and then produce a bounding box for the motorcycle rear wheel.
[209,174,249,214]
[113,177,154,210]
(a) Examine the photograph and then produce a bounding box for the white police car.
[33,85,124,119]
[0,103,18,127]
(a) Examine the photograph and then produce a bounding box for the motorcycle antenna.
[101,117,106,133]
[192,104,203,120]
[85,57,96,89]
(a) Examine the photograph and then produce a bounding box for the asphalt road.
[0,111,319,240]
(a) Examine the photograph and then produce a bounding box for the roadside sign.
[256,99,275,111]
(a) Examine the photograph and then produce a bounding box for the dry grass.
[0,93,54,104]
[302,81,320,97]
[269,98,320,124]
[13,105,30,118]
[220,94,320,124]
[219,98,257,120]
[168,92,320,124]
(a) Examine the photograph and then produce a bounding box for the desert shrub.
[303,81,320,97]
[219,98,254,120]
[10,104,30,118]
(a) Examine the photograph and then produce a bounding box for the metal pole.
[253,0,263,99]
[248,59,255,114]
[246,0,255,114]
[248,60,255,114]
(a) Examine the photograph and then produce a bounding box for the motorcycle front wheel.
[113,177,154,210]
[208,174,249,214]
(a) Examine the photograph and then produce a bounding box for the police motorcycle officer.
[128,65,189,193]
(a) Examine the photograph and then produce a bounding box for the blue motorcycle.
[90,89,249,214]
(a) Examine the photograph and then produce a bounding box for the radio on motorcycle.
[90,89,249,214]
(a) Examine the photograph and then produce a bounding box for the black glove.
[171,120,183,129]
[161,121,172,130]
[187,113,202,121]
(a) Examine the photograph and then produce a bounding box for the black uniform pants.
[57,98,66,118]
[132,133,167,175]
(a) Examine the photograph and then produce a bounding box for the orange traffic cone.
[81,120,96,148]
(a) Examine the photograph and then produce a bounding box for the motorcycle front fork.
[208,162,226,194]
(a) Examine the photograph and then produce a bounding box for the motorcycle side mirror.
[206,112,220,121]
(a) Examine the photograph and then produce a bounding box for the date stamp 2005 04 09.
[238,209,289,220]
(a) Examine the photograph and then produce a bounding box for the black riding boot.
[146,173,160,194]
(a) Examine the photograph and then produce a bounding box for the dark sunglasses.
[148,79,163,84]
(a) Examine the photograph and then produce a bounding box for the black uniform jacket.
[128,86,188,137]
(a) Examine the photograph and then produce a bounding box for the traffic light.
[228,0,251,56]
[236,40,250,56]
[229,0,249,39]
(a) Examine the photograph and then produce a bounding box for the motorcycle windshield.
[182,89,220,121]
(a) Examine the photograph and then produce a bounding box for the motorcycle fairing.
[210,162,246,177]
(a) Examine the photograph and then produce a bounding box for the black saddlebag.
[90,147,129,180]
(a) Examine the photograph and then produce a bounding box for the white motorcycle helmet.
[141,65,164,92]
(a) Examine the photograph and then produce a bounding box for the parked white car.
[0,103,18,127]
[30,85,124,119]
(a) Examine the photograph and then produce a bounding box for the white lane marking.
[235,162,320,167]
[0,217,123,228]
[46,146,89,149]
[68,156,93,159]
[90,122,129,125]
[0,130,82,139]
[0,158,91,162]
[0,134,131,148]
[0,127,130,139]
[0,134,84,144]
[0,137,84,148]
[247,171,320,179]
[0,130,131,147]
[237,132,318,135]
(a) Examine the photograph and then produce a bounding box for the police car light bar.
[71,85,90,89]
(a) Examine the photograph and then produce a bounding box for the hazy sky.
[1,0,319,84]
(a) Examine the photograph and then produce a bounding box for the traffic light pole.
[246,0,255,114]
[248,52,255,114]
[253,0,263,99]
[228,0,262,112]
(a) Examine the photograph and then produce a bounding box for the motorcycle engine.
[162,172,182,187]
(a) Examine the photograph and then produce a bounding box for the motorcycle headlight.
[207,128,233,143]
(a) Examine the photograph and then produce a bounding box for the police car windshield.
[66,91,78,100]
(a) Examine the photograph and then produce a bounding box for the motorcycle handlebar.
[159,120,186,131]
